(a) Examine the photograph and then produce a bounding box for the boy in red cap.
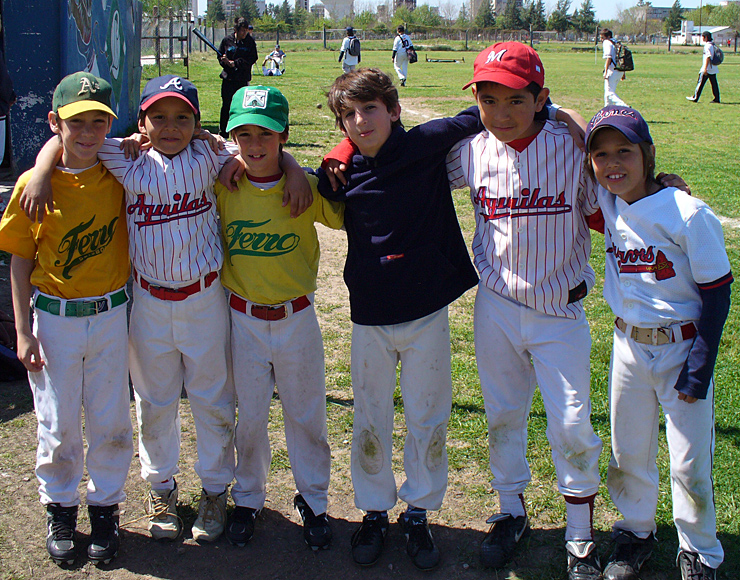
[446,42,603,579]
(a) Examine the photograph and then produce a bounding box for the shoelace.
[199,494,223,522]
[149,494,173,519]
[406,518,434,551]
[49,511,76,540]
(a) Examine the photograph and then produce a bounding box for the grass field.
[1,41,738,579]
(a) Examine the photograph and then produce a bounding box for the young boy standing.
[0,72,132,566]
[446,43,604,580]
[215,86,344,550]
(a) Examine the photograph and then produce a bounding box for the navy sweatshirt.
[317,107,484,326]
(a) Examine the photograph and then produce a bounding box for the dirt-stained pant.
[351,307,451,512]
[31,289,132,507]
[608,328,723,569]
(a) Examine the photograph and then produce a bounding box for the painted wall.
[4,0,142,172]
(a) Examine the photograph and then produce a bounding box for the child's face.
[589,128,653,204]
[48,110,112,169]
[138,97,199,158]
[232,124,287,178]
[472,82,549,144]
[339,98,401,158]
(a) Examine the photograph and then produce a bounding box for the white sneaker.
[192,489,227,542]
[147,484,182,540]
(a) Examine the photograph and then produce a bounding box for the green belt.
[34,288,129,317]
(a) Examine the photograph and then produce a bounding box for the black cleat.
[351,511,389,566]
[480,513,530,568]
[87,504,120,566]
[225,506,257,547]
[294,494,332,550]
[678,550,717,580]
[603,530,656,580]
[566,540,602,580]
[398,511,440,570]
[46,503,78,566]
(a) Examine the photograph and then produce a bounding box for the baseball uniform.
[447,121,603,524]
[600,184,731,570]
[340,35,360,74]
[392,33,413,84]
[603,39,627,107]
[98,138,237,491]
[0,165,132,508]
[216,172,344,517]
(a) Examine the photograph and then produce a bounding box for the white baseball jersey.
[603,40,617,71]
[340,36,359,66]
[447,121,599,319]
[393,34,412,59]
[600,185,731,326]
[703,42,719,74]
[98,139,237,285]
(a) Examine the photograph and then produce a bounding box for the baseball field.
[0,40,738,579]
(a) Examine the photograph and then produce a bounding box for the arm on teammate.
[10,254,44,372]
[19,138,61,222]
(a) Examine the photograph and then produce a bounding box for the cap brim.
[585,124,644,152]
[226,113,286,134]
[56,101,117,120]
[140,92,198,114]
[463,71,531,91]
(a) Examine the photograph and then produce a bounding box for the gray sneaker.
[147,484,182,540]
[192,488,228,542]
[678,551,717,580]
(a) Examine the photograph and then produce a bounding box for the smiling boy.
[446,43,604,580]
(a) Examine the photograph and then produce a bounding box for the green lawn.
[148,44,740,578]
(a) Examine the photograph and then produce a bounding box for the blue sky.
[196,0,709,25]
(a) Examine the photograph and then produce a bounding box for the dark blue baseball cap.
[140,75,200,115]
[585,106,652,152]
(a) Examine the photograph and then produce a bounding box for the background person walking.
[687,31,720,103]
[392,26,413,87]
[601,29,627,107]
[338,27,360,74]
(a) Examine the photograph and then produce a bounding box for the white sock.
[498,492,526,518]
[565,496,594,541]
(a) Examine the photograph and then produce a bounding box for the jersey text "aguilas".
[127,192,212,228]
[474,186,572,221]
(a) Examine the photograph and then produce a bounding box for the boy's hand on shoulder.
[16,331,44,373]
[283,168,313,218]
[657,172,690,195]
[193,128,226,154]
[324,159,348,191]
[20,171,54,223]
[120,133,150,159]
[218,156,246,192]
[677,392,698,404]
[558,108,587,152]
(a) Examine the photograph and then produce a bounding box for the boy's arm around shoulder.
[411,106,484,153]
[307,172,344,229]
[19,137,63,223]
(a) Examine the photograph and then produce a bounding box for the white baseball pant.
[351,307,452,512]
[342,62,356,74]
[30,290,132,507]
[129,280,235,490]
[474,283,602,499]
[608,329,723,569]
[230,295,330,516]
[393,54,409,82]
[604,70,627,107]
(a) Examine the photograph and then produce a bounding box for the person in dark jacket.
[218,18,258,137]
[0,47,16,165]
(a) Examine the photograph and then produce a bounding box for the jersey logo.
[55,215,120,279]
[474,186,572,221]
[225,219,300,261]
[243,89,268,109]
[159,77,184,91]
[127,192,213,228]
[607,242,676,280]
[78,76,100,96]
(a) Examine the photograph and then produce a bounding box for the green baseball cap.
[53,72,117,119]
[226,86,289,134]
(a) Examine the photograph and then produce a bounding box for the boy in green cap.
[0,72,132,567]
[214,85,344,551]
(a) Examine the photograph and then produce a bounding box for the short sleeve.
[0,171,38,259]
[446,137,474,191]
[684,206,732,285]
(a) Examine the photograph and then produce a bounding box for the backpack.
[348,37,361,57]
[406,45,418,64]
[614,42,634,72]
[711,44,724,66]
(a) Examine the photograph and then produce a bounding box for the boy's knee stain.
[358,429,383,475]
[425,424,446,471]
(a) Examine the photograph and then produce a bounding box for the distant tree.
[415,4,443,26]
[277,0,293,26]
[501,0,524,30]
[475,0,496,28]
[393,5,415,27]
[547,0,571,33]
[374,22,389,35]
[239,0,260,22]
[354,10,376,29]
[457,2,471,27]
[572,0,596,34]
[664,0,682,35]
[522,0,546,30]
[206,0,226,24]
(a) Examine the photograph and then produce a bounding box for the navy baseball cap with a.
[585,106,653,152]
[140,75,200,115]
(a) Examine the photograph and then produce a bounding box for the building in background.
[310,2,326,17]
[394,0,416,10]
[672,21,735,44]
[297,0,310,10]
[321,0,354,20]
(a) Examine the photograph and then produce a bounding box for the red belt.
[134,270,219,302]
[229,294,310,321]
[615,317,697,345]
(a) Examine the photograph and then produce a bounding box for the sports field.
[0,41,738,579]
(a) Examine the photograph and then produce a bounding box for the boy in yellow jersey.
[0,72,132,567]
[214,85,344,551]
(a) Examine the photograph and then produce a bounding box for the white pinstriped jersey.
[447,121,599,318]
[98,139,236,285]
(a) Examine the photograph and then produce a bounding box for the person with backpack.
[601,29,628,107]
[687,30,721,103]
[392,25,414,87]
[339,27,361,74]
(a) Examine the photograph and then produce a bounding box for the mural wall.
[4,0,142,171]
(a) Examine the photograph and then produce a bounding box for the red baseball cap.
[463,42,545,90]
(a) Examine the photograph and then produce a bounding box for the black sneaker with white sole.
[678,550,717,580]
[603,530,656,580]
[398,511,440,570]
[294,494,332,550]
[351,511,389,566]
[480,513,529,568]
[87,504,120,566]
[566,540,602,580]
[225,506,257,546]
[46,503,78,566]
